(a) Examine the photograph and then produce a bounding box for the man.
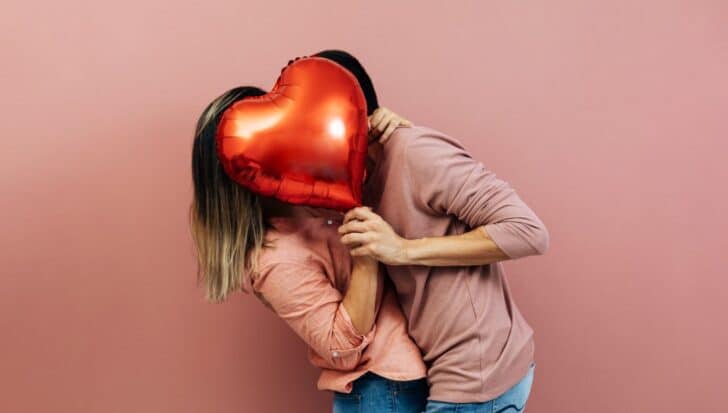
[320,50,550,412]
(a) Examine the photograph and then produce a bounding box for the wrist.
[398,238,419,265]
[353,255,378,270]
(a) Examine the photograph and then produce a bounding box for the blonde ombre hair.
[189,86,270,303]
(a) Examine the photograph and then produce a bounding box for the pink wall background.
[2,1,727,412]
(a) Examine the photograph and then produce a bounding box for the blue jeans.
[424,363,535,413]
[333,372,428,413]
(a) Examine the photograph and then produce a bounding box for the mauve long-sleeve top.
[241,209,426,393]
[362,125,550,403]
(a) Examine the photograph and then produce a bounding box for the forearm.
[401,226,509,266]
[341,258,382,334]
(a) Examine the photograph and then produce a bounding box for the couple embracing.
[190,49,549,413]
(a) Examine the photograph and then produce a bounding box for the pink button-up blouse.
[241,207,426,393]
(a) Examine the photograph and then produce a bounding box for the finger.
[371,112,394,135]
[350,246,372,257]
[344,207,376,224]
[368,118,383,137]
[340,232,372,247]
[400,118,413,127]
[343,207,364,224]
[378,113,397,133]
[343,206,369,224]
[338,220,369,235]
[368,116,383,136]
[343,212,372,225]
[369,108,386,129]
[379,120,400,144]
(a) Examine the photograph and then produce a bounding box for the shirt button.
[326,219,333,225]
[332,351,339,358]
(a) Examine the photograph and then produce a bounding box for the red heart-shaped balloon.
[216,57,369,211]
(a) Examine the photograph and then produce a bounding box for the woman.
[189,70,428,411]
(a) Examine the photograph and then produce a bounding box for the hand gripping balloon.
[215,57,369,211]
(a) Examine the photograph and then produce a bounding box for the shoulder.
[384,125,473,183]
[385,125,470,165]
[257,230,317,270]
[252,230,321,286]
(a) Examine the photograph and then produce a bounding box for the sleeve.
[251,261,376,371]
[403,133,550,259]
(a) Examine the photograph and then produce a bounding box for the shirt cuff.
[331,305,377,359]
